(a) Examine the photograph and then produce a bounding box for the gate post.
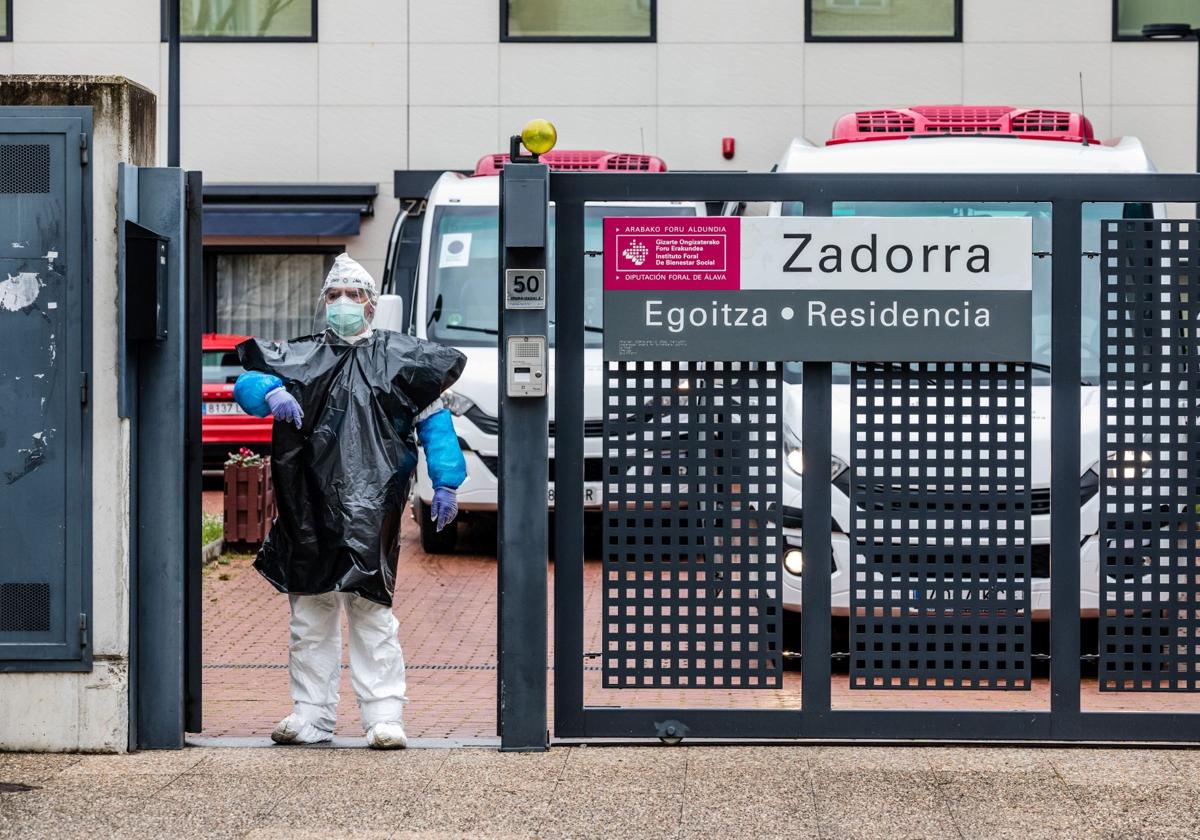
[496,138,550,752]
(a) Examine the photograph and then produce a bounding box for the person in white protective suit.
[233,253,467,749]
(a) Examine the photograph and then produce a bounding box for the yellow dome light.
[521,119,558,156]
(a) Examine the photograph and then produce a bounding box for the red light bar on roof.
[473,150,668,176]
[827,106,1096,145]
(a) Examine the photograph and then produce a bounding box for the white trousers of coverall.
[287,591,407,733]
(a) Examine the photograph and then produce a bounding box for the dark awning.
[202,183,378,237]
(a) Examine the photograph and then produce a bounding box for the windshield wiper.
[443,323,499,336]
[426,293,442,328]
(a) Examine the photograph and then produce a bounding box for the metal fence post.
[497,159,550,751]
[1049,200,1083,731]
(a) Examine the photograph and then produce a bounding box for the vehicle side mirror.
[374,294,405,334]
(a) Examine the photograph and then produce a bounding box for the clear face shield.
[312,284,378,339]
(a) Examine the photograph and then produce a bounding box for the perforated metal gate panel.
[602,361,783,688]
[849,363,1032,690]
[1099,219,1200,692]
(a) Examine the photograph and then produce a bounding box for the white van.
[771,106,1158,626]
[389,150,703,551]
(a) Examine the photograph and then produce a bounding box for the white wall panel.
[181,43,317,106]
[964,43,1111,106]
[12,42,160,92]
[319,0,408,43]
[659,44,803,106]
[658,0,803,43]
[0,44,12,75]
[14,0,160,43]
[318,106,407,180]
[407,105,500,170]
[804,43,962,105]
[410,0,498,43]
[1112,105,1196,172]
[411,43,499,105]
[1113,43,1198,106]
[319,42,407,106]
[183,105,319,180]
[499,43,657,106]
[658,105,804,170]
[964,0,1111,43]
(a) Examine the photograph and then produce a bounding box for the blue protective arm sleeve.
[416,408,467,489]
[232,371,284,418]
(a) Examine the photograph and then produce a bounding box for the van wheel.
[417,498,458,554]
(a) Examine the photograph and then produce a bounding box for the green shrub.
[201,513,223,547]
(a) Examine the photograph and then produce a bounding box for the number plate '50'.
[505,268,547,310]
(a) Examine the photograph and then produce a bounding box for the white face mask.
[326,296,367,337]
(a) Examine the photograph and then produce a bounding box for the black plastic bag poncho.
[238,330,466,606]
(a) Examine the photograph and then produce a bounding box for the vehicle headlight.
[784,548,804,576]
[441,389,475,417]
[1105,449,1152,481]
[784,426,848,480]
[642,379,691,408]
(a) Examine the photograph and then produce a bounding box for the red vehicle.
[202,333,272,468]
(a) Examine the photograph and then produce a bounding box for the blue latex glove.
[265,387,304,429]
[416,408,467,489]
[431,487,458,532]
[233,371,283,418]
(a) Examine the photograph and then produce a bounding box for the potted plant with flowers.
[223,447,276,546]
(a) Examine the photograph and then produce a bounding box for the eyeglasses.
[324,287,370,305]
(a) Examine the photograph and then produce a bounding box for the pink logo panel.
[604,217,740,291]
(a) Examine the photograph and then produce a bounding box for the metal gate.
[541,172,1200,743]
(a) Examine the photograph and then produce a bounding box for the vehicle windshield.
[202,349,242,385]
[780,200,1153,385]
[425,204,698,347]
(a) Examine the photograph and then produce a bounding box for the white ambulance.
[771,106,1158,633]
[390,150,703,551]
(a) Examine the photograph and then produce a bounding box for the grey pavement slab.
[812,769,958,839]
[1065,781,1200,839]
[0,753,81,784]
[934,768,1093,839]
[2,745,1200,839]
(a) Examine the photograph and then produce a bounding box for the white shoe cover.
[271,713,333,745]
[366,721,408,749]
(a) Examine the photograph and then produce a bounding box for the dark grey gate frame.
[549,171,1200,743]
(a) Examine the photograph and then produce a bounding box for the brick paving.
[201,490,1196,741]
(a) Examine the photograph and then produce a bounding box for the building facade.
[0,0,1195,336]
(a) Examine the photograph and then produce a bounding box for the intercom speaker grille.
[0,144,51,194]
[515,342,541,359]
[0,582,52,633]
